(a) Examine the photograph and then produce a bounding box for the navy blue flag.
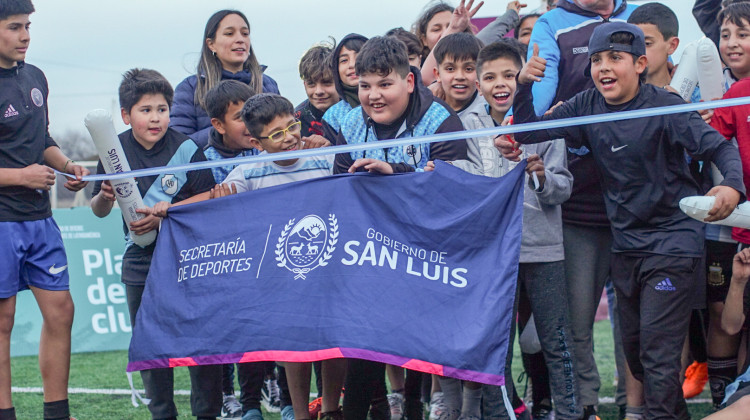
[128,161,525,385]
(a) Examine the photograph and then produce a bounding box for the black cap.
[584,22,646,77]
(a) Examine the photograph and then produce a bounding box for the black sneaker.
[221,394,242,419]
[582,405,600,420]
[261,378,281,413]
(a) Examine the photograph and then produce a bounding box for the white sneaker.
[388,392,404,420]
[221,394,242,419]
[429,392,446,420]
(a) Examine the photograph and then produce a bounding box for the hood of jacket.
[558,0,628,19]
[331,33,369,99]
[207,127,253,158]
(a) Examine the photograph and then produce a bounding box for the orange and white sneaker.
[683,361,709,399]
[308,396,323,420]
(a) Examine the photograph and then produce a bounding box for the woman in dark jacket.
[171,9,279,148]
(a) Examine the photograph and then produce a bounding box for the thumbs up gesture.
[518,43,547,84]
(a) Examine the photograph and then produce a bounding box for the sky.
[24,0,701,138]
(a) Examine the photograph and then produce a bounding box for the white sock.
[437,377,462,415]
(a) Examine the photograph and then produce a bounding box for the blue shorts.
[0,217,69,298]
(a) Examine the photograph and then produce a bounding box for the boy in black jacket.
[295,44,339,138]
[90,69,221,420]
[0,2,89,419]
[504,22,745,419]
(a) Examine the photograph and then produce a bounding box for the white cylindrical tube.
[670,41,699,101]
[680,196,750,229]
[85,109,156,247]
[697,37,725,101]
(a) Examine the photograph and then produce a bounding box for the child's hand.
[704,185,741,222]
[698,98,719,125]
[21,163,56,190]
[446,0,484,35]
[209,183,237,199]
[136,201,171,218]
[98,180,116,202]
[301,135,331,149]
[63,163,90,192]
[495,135,522,162]
[526,154,546,190]
[129,213,160,235]
[507,1,527,13]
[518,43,546,84]
[733,248,750,285]
[348,158,394,174]
[425,161,436,172]
[545,101,565,116]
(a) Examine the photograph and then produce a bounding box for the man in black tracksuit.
[508,22,745,419]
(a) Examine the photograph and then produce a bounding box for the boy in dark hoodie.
[203,80,258,184]
[509,22,744,419]
[333,36,467,175]
[322,33,368,138]
[295,43,339,137]
[331,36,467,420]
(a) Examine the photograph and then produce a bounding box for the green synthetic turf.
[9,322,714,419]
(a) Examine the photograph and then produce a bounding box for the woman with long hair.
[171,9,279,148]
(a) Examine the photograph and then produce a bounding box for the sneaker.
[429,392,446,420]
[531,406,553,420]
[261,378,281,413]
[309,396,323,419]
[583,405,601,420]
[320,408,344,420]
[388,392,405,420]
[281,405,295,420]
[436,408,460,420]
[221,394,242,419]
[242,408,264,420]
[683,361,708,399]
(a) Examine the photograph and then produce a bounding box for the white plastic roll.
[679,196,750,229]
[670,41,699,101]
[696,37,725,101]
[85,109,156,247]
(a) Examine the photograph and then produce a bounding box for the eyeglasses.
[260,120,302,142]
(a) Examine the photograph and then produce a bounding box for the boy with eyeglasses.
[144,93,343,420]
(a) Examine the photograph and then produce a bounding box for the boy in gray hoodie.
[432,40,580,420]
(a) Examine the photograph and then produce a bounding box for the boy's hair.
[338,37,366,55]
[118,68,174,112]
[204,80,254,120]
[385,27,423,58]
[514,14,541,39]
[0,0,34,21]
[719,2,750,27]
[627,3,679,40]
[355,36,411,78]
[609,32,649,83]
[240,93,295,138]
[299,43,335,83]
[433,32,483,65]
[477,41,523,76]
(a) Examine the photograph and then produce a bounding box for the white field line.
[11,387,713,404]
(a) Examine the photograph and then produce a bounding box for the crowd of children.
[6,0,750,419]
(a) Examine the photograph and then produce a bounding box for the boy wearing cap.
[504,22,745,419]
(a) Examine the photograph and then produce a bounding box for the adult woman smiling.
[171,9,279,148]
